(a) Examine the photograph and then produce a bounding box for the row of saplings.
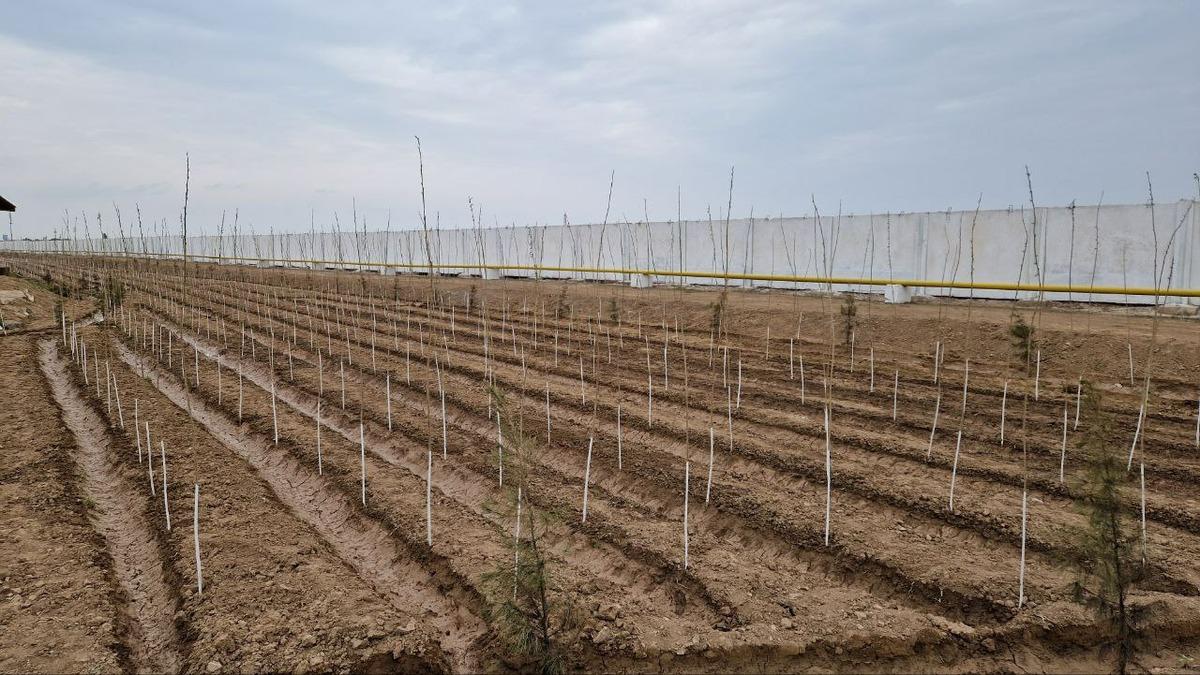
[50,266,1155,675]
[485,296,1150,674]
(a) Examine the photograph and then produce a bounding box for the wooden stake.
[134,398,142,462]
[193,483,202,595]
[496,410,504,487]
[683,461,690,569]
[1059,401,1068,483]
[727,387,733,454]
[237,363,244,422]
[359,417,366,505]
[271,377,279,445]
[933,341,941,383]
[892,370,898,420]
[706,427,714,504]
[582,436,593,523]
[513,486,522,598]
[800,355,806,404]
[111,370,124,428]
[961,359,969,415]
[655,337,665,391]
[926,389,941,461]
[823,404,832,546]
[735,357,742,410]
[1018,486,1028,609]
[616,404,623,470]
[161,440,171,530]
[788,338,794,380]
[949,429,962,512]
[1128,344,1135,386]
[647,373,653,428]
[1034,349,1041,401]
[869,348,875,392]
[146,422,155,496]
[426,446,433,546]
[1140,461,1147,565]
[1195,390,1200,448]
[1080,374,1089,427]
[1127,403,1144,471]
[1000,380,1009,445]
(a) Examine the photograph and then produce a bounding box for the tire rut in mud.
[38,339,183,673]
[110,338,488,673]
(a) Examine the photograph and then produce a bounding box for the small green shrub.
[1072,382,1143,674]
[1009,314,1036,371]
[839,294,858,346]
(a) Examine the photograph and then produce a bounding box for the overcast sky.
[3,0,1198,238]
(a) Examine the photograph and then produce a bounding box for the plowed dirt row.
[68,323,450,672]
[204,270,1200,425]
[165,271,1199,475]
[117,317,731,660]
[139,280,1200,601]
[6,255,1200,673]
[1,334,124,674]
[39,340,183,672]
[107,335,486,671]
[152,305,965,658]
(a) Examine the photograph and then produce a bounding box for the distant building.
[1,196,13,242]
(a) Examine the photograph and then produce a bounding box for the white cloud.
[314,1,849,161]
[316,44,678,155]
[0,35,420,234]
[0,1,1196,239]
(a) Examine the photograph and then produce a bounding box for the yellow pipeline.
[9,248,1200,299]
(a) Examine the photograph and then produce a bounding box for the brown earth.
[1,253,1199,673]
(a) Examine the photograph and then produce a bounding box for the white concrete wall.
[4,200,1197,304]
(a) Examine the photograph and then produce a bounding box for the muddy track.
[39,339,184,673]
[110,337,489,672]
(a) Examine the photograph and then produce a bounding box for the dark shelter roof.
[0,195,14,212]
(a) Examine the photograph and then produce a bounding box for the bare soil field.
[2,254,1199,673]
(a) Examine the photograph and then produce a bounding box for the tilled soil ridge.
[38,338,183,673]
